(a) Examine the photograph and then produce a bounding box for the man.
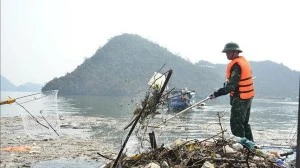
[209,42,255,142]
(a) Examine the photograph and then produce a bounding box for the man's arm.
[213,63,241,97]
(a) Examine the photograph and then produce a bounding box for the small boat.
[167,88,195,112]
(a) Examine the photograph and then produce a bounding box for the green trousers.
[230,97,254,141]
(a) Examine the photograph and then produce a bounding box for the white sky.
[1,0,299,86]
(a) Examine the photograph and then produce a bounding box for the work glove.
[208,92,217,99]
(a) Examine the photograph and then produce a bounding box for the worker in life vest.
[209,42,255,142]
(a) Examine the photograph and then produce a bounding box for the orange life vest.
[226,56,255,99]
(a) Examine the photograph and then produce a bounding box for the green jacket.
[214,63,241,102]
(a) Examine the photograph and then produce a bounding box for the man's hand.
[209,92,216,99]
[208,87,225,99]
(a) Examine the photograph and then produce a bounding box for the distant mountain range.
[0,75,42,92]
[40,33,299,99]
[195,60,299,98]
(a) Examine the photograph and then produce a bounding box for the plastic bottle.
[276,159,285,167]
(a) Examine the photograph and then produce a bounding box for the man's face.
[225,51,235,60]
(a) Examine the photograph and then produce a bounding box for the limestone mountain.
[42,34,299,98]
[42,34,222,96]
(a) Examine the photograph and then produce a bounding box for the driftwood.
[103,135,284,168]
[103,68,292,168]
[112,69,173,168]
[97,152,114,161]
[102,110,291,168]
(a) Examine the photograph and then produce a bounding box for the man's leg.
[244,98,253,141]
[230,97,246,138]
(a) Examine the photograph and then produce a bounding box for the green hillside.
[42,34,222,96]
[42,34,299,98]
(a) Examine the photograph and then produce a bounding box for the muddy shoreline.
[0,115,119,167]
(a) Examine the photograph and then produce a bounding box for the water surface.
[1,91,298,163]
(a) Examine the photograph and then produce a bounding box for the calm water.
[1,91,298,164]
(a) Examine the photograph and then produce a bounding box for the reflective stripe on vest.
[226,56,255,99]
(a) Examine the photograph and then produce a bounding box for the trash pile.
[101,70,295,168]
[102,136,294,168]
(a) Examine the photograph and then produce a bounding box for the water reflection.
[57,95,139,118]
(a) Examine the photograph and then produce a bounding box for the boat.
[167,88,195,112]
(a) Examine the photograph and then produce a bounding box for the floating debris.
[103,136,294,168]
[99,69,295,168]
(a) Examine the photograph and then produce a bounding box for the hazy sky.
[1,0,299,86]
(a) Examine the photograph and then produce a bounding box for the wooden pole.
[112,70,172,168]
[296,74,300,167]
[150,96,210,128]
